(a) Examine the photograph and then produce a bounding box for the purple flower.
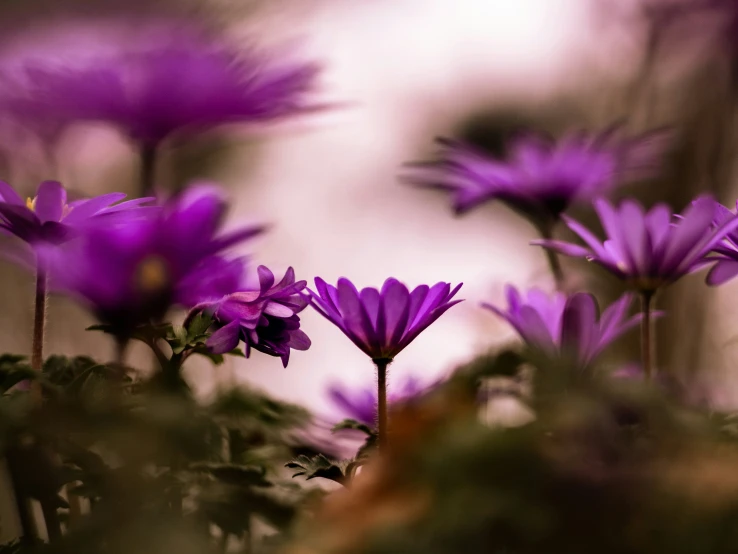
[327,375,435,426]
[187,264,311,368]
[308,277,463,361]
[533,196,738,292]
[0,180,153,266]
[44,183,263,334]
[703,199,738,285]
[9,31,321,150]
[403,127,667,222]
[483,285,642,368]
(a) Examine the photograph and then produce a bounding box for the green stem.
[374,359,390,452]
[640,291,655,381]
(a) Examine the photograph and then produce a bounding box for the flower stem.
[537,222,564,290]
[30,268,48,400]
[640,291,655,380]
[139,143,158,198]
[374,359,390,452]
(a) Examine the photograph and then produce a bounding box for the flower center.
[25,196,73,218]
[135,256,169,293]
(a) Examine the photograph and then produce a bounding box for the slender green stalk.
[374,359,390,451]
[640,291,655,380]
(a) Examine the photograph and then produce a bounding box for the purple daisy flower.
[185,263,311,368]
[403,127,668,221]
[0,180,153,266]
[44,183,263,335]
[308,277,463,361]
[533,196,738,293]
[482,285,642,369]
[327,375,435,426]
[11,32,321,151]
[703,199,738,285]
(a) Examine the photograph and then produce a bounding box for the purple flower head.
[9,30,321,149]
[328,375,436,426]
[309,277,463,361]
[403,127,668,222]
[187,264,311,368]
[0,179,153,268]
[533,196,738,293]
[483,285,642,369]
[45,183,264,335]
[703,198,738,285]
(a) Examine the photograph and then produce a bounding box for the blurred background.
[0,0,734,439]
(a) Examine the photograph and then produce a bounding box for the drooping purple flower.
[308,277,463,361]
[328,375,436,426]
[482,285,642,369]
[402,127,668,223]
[185,264,311,368]
[7,30,322,150]
[0,179,153,267]
[532,196,738,293]
[703,199,738,285]
[44,183,263,335]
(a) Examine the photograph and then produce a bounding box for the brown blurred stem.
[374,359,390,452]
[640,291,655,380]
[536,221,564,291]
[30,268,47,401]
[139,143,158,198]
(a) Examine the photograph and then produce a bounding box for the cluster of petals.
[704,199,738,285]
[43,183,263,334]
[403,127,667,221]
[308,277,463,361]
[192,265,311,368]
[534,196,738,292]
[483,285,642,369]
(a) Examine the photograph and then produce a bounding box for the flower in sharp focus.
[482,285,642,369]
[532,196,738,293]
[6,28,322,150]
[309,277,463,361]
[402,127,668,224]
[188,264,311,368]
[328,375,437,427]
[44,183,263,335]
[0,179,153,267]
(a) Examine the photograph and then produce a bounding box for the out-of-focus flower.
[533,196,738,293]
[482,285,641,369]
[186,264,311,368]
[328,375,436,426]
[44,183,263,335]
[3,29,322,151]
[402,127,668,224]
[0,179,153,267]
[704,199,738,285]
[308,277,463,361]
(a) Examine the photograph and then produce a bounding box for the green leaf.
[332,418,375,436]
[188,462,272,487]
[286,454,351,485]
[186,313,214,341]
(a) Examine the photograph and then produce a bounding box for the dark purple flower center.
[135,256,170,294]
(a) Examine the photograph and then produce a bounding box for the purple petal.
[263,302,294,318]
[382,279,411,346]
[560,293,598,364]
[206,320,241,353]
[62,193,127,224]
[33,181,66,223]
[531,239,591,258]
[258,265,275,294]
[0,181,24,206]
[706,259,738,286]
[288,329,312,351]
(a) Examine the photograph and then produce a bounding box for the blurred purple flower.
[403,127,668,223]
[533,196,738,293]
[4,30,321,150]
[186,264,311,367]
[45,183,263,334]
[0,179,153,267]
[483,285,642,368]
[704,199,738,285]
[309,277,463,361]
[328,375,436,426]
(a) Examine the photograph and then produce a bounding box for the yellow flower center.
[135,256,169,293]
[25,197,35,211]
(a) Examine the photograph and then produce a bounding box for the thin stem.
[30,268,48,401]
[537,222,564,291]
[374,359,390,452]
[139,143,159,198]
[640,291,655,381]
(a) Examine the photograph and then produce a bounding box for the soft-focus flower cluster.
[0,24,322,151]
[534,196,738,293]
[403,127,667,225]
[309,277,463,361]
[483,285,642,369]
